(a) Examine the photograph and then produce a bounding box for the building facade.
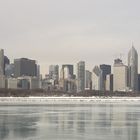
[106,74,113,91]
[0,49,4,75]
[0,75,5,88]
[92,66,103,91]
[14,58,37,78]
[100,64,111,90]
[59,64,76,92]
[49,65,59,84]
[113,59,128,91]
[128,46,138,91]
[85,70,92,90]
[77,61,85,92]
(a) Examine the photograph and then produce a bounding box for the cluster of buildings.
[0,46,139,93]
[0,49,41,90]
[92,46,139,92]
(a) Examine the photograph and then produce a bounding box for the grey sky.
[0,0,140,75]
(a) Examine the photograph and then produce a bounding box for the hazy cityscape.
[1,1,140,140]
[0,46,139,94]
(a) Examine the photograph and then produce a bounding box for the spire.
[130,42,137,53]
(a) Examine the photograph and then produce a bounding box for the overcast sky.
[0,0,140,75]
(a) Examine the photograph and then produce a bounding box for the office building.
[113,59,128,91]
[7,78,18,89]
[0,49,4,75]
[138,74,140,91]
[5,64,14,77]
[59,64,76,92]
[92,66,103,91]
[49,65,59,84]
[100,64,111,90]
[14,58,37,78]
[4,56,10,75]
[85,70,92,90]
[77,61,85,92]
[0,75,5,88]
[128,46,138,91]
[106,74,113,91]
[61,65,74,79]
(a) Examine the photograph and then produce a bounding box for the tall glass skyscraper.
[128,46,138,91]
[0,49,4,75]
[77,61,85,92]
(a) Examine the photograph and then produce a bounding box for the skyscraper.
[128,46,138,91]
[100,64,111,90]
[85,70,92,90]
[106,74,113,91]
[14,58,37,78]
[0,49,4,75]
[49,65,59,84]
[113,59,128,91]
[62,65,74,78]
[92,66,103,91]
[77,61,85,92]
[59,64,76,92]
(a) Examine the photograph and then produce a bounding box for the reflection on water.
[0,103,140,140]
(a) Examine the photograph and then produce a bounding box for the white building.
[7,78,18,89]
[17,76,40,90]
[113,59,128,91]
[28,77,40,89]
[92,66,103,91]
[106,74,113,91]
[0,75,5,88]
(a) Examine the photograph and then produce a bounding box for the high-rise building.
[0,49,4,75]
[92,66,103,91]
[113,59,128,91]
[5,63,14,77]
[36,65,40,78]
[4,56,10,73]
[0,75,5,88]
[106,74,113,91]
[138,74,140,92]
[61,65,74,79]
[14,58,37,78]
[77,61,85,92]
[62,65,74,78]
[49,65,59,82]
[100,64,111,90]
[128,46,138,91]
[59,64,76,92]
[85,70,92,90]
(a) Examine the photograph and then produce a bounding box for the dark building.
[14,58,37,78]
[138,74,140,91]
[114,58,122,65]
[62,65,74,78]
[100,64,111,90]
[5,63,14,77]
[100,64,111,80]
[4,56,10,75]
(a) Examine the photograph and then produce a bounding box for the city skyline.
[1,45,139,76]
[1,0,140,75]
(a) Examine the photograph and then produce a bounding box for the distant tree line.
[0,88,140,97]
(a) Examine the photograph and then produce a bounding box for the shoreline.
[0,96,140,105]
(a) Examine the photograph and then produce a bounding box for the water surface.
[0,103,140,140]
